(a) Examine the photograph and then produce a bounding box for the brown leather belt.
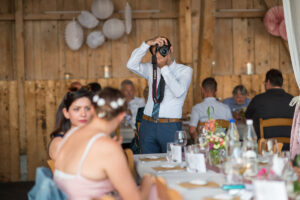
[142,115,181,123]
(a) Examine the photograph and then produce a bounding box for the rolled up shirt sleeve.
[126,42,151,80]
[189,105,200,127]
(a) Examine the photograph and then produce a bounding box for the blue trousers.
[139,119,182,153]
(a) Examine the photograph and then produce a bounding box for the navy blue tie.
[152,81,161,120]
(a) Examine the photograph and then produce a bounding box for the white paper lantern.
[86,31,105,49]
[77,10,99,29]
[103,18,125,40]
[124,2,132,34]
[91,0,114,20]
[65,20,84,51]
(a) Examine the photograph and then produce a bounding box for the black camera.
[155,42,171,57]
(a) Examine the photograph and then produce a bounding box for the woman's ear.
[62,108,70,119]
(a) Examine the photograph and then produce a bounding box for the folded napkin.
[152,165,185,172]
[139,157,167,162]
[179,181,219,189]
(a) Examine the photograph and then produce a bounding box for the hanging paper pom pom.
[77,10,99,29]
[65,20,84,51]
[91,0,114,20]
[86,31,105,49]
[102,18,125,40]
[264,6,284,37]
[279,20,287,41]
[124,2,132,34]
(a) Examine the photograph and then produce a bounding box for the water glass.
[166,142,173,162]
[174,130,187,146]
[261,139,278,164]
[185,144,206,173]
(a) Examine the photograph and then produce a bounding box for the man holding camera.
[127,36,193,153]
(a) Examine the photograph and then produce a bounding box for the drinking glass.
[166,142,173,163]
[261,139,278,163]
[174,130,187,146]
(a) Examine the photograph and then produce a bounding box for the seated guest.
[245,69,295,149]
[189,77,232,139]
[48,88,94,160]
[54,87,153,200]
[87,82,102,94]
[121,79,145,129]
[223,85,251,120]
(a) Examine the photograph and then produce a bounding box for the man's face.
[122,84,135,101]
[234,92,246,105]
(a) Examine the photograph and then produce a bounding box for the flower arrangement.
[203,107,227,165]
[257,168,275,180]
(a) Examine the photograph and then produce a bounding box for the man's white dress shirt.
[127,42,193,119]
[128,97,145,129]
[189,97,233,127]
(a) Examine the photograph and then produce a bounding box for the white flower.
[110,101,118,109]
[98,112,106,118]
[97,98,105,106]
[117,98,125,106]
[93,95,99,103]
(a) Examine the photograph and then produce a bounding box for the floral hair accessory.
[110,101,118,109]
[98,112,106,118]
[117,98,125,106]
[93,95,99,103]
[97,98,105,106]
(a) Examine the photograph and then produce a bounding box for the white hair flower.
[97,98,105,106]
[93,95,99,103]
[110,101,118,109]
[98,112,106,118]
[117,98,125,106]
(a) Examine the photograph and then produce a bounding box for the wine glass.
[261,138,278,164]
[174,130,187,146]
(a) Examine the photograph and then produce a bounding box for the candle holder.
[103,65,111,78]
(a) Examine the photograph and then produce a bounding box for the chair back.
[259,118,292,144]
[197,119,230,133]
[155,177,182,200]
[215,119,230,129]
[47,159,55,173]
[124,148,134,176]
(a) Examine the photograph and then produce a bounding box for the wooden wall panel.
[0,81,10,181]
[8,81,20,181]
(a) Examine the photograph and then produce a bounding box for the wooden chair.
[197,119,230,133]
[124,148,134,176]
[258,138,283,155]
[215,119,230,129]
[47,159,55,173]
[259,118,292,144]
[155,177,182,200]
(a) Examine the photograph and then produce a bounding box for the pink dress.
[290,105,300,159]
[53,128,115,200]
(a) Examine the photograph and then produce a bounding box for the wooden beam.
[215,9,266,18]
[0,12,178,21]
[178,0,193,64]
[196,0,216,102]
[15,0,26,156]
[263,0,289,53]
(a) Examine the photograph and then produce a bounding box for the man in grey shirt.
[189,77,232,139]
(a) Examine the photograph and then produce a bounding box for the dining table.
[134,153,253,200]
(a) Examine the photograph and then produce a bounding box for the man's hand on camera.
[146,36,167,47]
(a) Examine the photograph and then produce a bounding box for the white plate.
[144,155,159,159]
[161,164,176,168]
[189,179,207,185]
[213,193,233,200]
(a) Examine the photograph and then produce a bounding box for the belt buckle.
[153,118,158,123]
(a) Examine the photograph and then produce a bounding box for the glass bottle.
[242,119,258,178]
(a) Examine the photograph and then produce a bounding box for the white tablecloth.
[134,153,229,200]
